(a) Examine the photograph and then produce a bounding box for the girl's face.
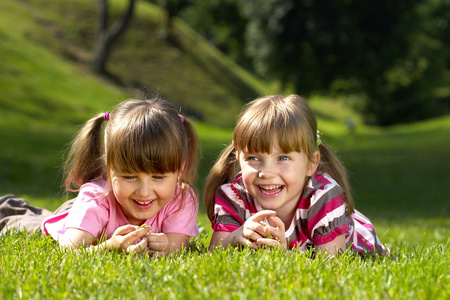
[238,143,319,224]
[109,169,180,225]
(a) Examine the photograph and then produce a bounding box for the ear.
[307,150,320,176]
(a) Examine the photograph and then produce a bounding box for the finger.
[264,227,287,248]
[113,224,139,236]
[265,216,287,247]
[256,238,285,249]
[127,241,148,255]
[147,241,169,252]
[245,216,275,237]
[242,225,265,242]
[135,225,152,236]
[238,236,258,249]
[248,210,277,223]
[267,217,285,239]
[145,233,169,243]
[146,233,169,252]
[122,227,152,244]
[268,216,285,232]
[262,226,273,239]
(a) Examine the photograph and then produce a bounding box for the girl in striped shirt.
[204,94,389,257]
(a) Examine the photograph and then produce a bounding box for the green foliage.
[177,0,450,126]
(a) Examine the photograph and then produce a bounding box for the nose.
[258,161,276,178]
[136,179,153,198]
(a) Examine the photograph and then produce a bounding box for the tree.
[241,0,449,125]
[178,0,449,125]
[178,0,250,69]
[92,0,136,75]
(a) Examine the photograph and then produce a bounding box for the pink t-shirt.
[41,179,199,243]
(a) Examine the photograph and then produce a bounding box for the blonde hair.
[204,94,354,220]
[63,98,199,206]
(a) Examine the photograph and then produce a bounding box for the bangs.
[234,95,316,155]
[107,113,184,174]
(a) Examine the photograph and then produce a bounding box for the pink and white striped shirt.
[212,172,389,255]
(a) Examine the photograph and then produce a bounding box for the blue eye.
[279,156,290,161]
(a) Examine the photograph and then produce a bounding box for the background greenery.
[158,0,450,126]
[0,0,449,299]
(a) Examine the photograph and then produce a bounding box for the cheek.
[112,182,127,198]
[159,180,179,201]
[241,174,255,194]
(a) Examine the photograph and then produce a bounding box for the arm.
[314,234,347,258]
[61,225,152,254]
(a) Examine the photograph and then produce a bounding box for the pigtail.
[317,142,354,217]
[204,144,238,221]
[179,118,200,186]
[63,113,106,192]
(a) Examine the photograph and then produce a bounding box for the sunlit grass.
[1,229,449,299]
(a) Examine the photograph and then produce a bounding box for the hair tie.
[316,130,323,148]
[104,111,110,121]
[178,114,184,123]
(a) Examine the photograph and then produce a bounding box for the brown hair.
[63,98,199,206]
[204,94,354,221]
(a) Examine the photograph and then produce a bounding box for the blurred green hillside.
[21,0,273,126]
[0,0,449,227]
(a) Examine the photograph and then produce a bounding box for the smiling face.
[109,170,179,225]
[238,144,319,224]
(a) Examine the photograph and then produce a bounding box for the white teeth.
[260,185,282,194]
[260,185,282,190]
[135,200,153,205]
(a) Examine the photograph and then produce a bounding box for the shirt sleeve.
[211,184,245,233]
[159,189,199,237]
[307,184,350,245]
[63,184,111,239]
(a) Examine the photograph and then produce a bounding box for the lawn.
[1,114,449,299]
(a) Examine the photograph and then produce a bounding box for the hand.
[143,233,170,256]
[256,215,287,250]
[105,224,152,255]
[229,210,278,249]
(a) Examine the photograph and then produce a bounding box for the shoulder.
[303,173,343,204]
[216,173,249,205]
[74,179,112,209]
[79,178,108,196]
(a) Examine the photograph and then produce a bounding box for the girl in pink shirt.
[0,97,200,256]
[204,94,389,257]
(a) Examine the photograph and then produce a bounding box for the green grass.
[2,112,449,299]
[1,0,449,298]
[1,229,449,299]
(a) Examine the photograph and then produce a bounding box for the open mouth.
[259,185,283,195]
[133,199,155,206]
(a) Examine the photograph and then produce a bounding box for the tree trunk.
[92,0,136,75]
